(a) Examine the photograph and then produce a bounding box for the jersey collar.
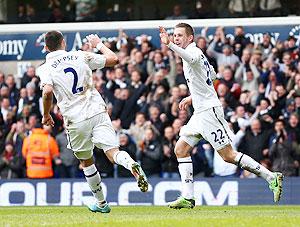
[185,42,196,50]
[46,50,66,60]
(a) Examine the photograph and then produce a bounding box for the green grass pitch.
[0,206,299,227]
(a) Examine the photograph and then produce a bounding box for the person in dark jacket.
[269,126,299,176]
[112,85,147,129]
[238,119,270,162]
[138,127,162,177]
[0,142,23,179]
[162,126,179,178]
[117,133,137,177]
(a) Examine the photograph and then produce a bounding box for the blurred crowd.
[2,0,299,24]
[1,25,300,180]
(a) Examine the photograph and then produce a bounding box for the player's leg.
[218,145,283,202]
[91,112,148,192]
[169,138,196,209]
[105,147,148,192]
[79,156,110,213]
[66,120,110,213]
[208,106,283,202]
[168,114,202,209]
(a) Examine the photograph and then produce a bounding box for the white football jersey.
[182,43,222,113]
[37,50,107,124]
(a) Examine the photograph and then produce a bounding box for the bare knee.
[218,145,237,164]
[79,157,94,168]
[105,147,119,163]
[174,140,192,158]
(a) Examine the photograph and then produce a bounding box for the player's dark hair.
[175,23,194,37]
[45,31,64,51]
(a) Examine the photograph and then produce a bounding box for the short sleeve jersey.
[182,43,222,113]
[37,50,107,123]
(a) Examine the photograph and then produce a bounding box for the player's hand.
[86,34,102,48]
[159,26,170,45]
[179,96,192,110]
[42,114,54,127]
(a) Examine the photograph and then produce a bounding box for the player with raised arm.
[39,31,148,213]
[159,23,283,209]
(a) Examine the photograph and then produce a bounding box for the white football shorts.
[179,106,233,151]
[66,112,119,160]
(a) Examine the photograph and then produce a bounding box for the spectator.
[5,74,19,107]
[25,4,38,23]
[0,142,23,179]
[235,55,260,100]
[56,128,79,178]
[74,0,97,22]
[256,32,274,60]
[233,26,251,57]
[174,63,186,86]
[258,0,282,17]
[216,82,238,109]
[117,132,137,177]
[65,0,76,21]
[128,112,150,147]
[284,36,299,60]
[148,104,164,135]
[165,4,187,20]
[25,82,42,118]
[190,0,214,19]
[17,88,28,115]
[21,66,36,88]
[112,85,147,129]
[269,120,299,176]
[286,113,300,157]
[138,127,162,177]
[282,99,296,121]
[172,118,183,139]
[238,119,270,163]
[207,35,240,70]
[15,4,27,23]
[0,71,5,87]
[228,0,257,17]
[209,26,227,53]
[161,126,178,178]
[5,120,26,157]
[22,123,61,178]
[257,98,275,130]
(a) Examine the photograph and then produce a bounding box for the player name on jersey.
[51,55,79,68]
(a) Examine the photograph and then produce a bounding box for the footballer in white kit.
[159,23,283,209]
[39,31,148,213]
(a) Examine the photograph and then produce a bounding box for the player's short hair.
[175,23,194,37]
[45,31,64,51]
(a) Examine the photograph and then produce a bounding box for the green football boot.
[131,162,149,192]
[269,172,283,203]
[168,197,195,209]
[87,202,111,213]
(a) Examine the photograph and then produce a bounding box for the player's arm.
[159,26,196,64]
[86,34,119,67]
[42,84,54,127]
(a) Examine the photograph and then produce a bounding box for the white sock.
[178,156,194,199]
[83,164,105,207]
[113,150,135,171]
[235,152,275,183]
